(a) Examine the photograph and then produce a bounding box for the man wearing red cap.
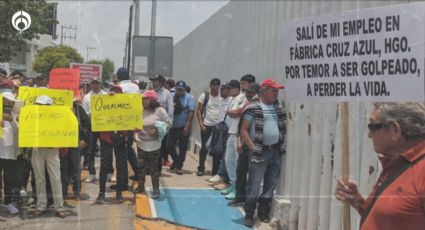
[239,78,287,227]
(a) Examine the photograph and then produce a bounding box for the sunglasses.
[367,123,385,132]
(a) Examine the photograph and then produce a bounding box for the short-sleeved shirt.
[243,102,280,145]
[360,140,425,230]
[173,93,195,128]
[198,92,221,127]
[224,93,246,134]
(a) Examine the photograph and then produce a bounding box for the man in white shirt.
[114,67,140,185]
[196,78,222,176]
[82,78,108,183]
[149,75,174,171]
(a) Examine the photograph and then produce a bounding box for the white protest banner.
[282,3,425,102]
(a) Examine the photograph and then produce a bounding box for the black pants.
[127,132,139,177]
[197,126,214,173]
[158,134,169,173]
[167,127,190,170]
[0,159,19,205]
[235,149,250,202]
[138,148,160,191]
[99,140,128,193]
[60,148,81,198]
[88,132,99,175]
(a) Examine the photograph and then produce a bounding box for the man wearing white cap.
[31,95,66,218]
[0,92,20,214]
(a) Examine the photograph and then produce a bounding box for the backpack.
[202,90,209,117]
[208,120,228,157]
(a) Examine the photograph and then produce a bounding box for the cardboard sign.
[18,87,73,107]
[91,94,143,132]
[70,63,102,84]
[49,68,80,96]
[282,3,425,102]
[19,105,78,147]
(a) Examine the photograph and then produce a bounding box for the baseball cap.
[35,95,53,105]
[142,90,158,101]
[228,80,240,89]
[149,74,166,82]
[2,92,19,102]
[175,81,187,90]
[261,79,284,89]
[116,67,129,79]
[91,77,101,83]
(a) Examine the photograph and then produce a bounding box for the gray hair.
[374,102,425,140]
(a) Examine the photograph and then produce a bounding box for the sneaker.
[151,190,160,200]
[116,192,124,203]
[136,185,146,194]
[5,203,19,214]
[220,184,235,195]
[107,174,116,182]
[244,215,254,228]
[175,169,184,175]
[227,199,244,207]
[207,175,222,183]
[213,183,229,190]
[258,215,270,223]
[20,189,27,197]
[96,194,105,204]
[86,174,96,183]
[224,191,236,200]
[196,171,205,177]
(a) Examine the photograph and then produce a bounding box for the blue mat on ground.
[154,188,250,230]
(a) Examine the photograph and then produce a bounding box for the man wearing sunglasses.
[335,102,425,230]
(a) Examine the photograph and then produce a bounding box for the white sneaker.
[208,175,222,183]
[20,189,27,197]
[86,174,96,183]
[5,203,19,214]
[107,174,116,182]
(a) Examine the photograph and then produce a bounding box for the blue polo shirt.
[173,93,195,128]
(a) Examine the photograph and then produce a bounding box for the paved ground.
[0,149,277,230]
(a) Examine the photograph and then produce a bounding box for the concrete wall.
[174,1,408,229]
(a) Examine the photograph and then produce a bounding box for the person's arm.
[227,108,242,118]
[166,91,174,121]
[240,118,254,151]
[184,111,194,136]
[82,95,91,115]
[196,102,206,130]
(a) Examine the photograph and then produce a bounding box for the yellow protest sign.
[91,94,143,132]
[19,105,78,147]
[18,87,73,107]
[0,95,3,137]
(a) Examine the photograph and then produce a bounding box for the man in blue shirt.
[166,81,195,175]
[239,79,287,227]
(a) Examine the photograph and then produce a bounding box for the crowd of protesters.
[0,67,287,227]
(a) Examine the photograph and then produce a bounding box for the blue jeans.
[225,134,238,183]
[244,147,282,217]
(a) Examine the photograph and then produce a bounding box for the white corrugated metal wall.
[173,1,409,229]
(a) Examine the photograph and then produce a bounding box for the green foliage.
[0,0,57,62]
[88,58,115,82]
[32,45,84,74]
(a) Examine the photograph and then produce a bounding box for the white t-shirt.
[82,90,107,116]
[218,96,232,122]
[0,120,18,160]
[120,80,140,94]
[225,93,246,134]
[198,92,221,127]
